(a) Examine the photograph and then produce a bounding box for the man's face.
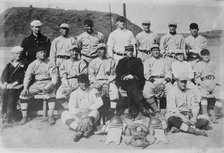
[190,28,198,37]
[36,50,46,60]
[151,47,160,58]
[70,48,79,60]
[176,53,184,61]
[142,24,150,32]
[31,26,41,35]
[97,47,107,58]
[117,21,125,29]
[85,24,94,34]
[177,79,187,90]
[60,27,69,36]
[79,82,88,90]
[201,54,210,62]
[12,52,22,61]
[125,49,133,58]
[169,25,177,34]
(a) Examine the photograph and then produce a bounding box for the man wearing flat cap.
[50,23,77,68]
[136,20,159,62]
[107,16,136,64]
[185,23,207,68]
[115,44,147,118]
[21,20,51,64]
[1,46,28,125]
[56,45,88,109]
[160,21,186,66]
[88,43,119,115]
[77,19,105,63]
[19,46,58,125]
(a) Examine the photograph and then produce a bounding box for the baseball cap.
[60,23,69,29]
[30,20,43,27]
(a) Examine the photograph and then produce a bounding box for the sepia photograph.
[0,0,223,153]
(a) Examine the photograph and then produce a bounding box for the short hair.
[35,46,46,53]
[78,74,90,85]
[200,49,210,55]
[190,23,199,30]
[84,19,93,27]
[116,16,126,22]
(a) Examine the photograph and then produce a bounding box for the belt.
[57,55,70,59]
[81,54,98,59]
[67,76,78,79]
[113,51,125,56]
[139,50,151,54]
[201,75,215,81]
[153,75,165,79]
[36,78,51,81]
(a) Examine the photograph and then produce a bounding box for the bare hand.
[189,117,197,125]
[21,89,29,97]
[6,83,14,89]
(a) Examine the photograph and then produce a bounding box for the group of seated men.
[1,42,223,140]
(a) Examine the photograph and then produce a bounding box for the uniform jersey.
[166,85,200,118]
[77,31,104,57]
[50,36,77,66]
[68,87,103,115]
[107,28,136,58]
[160,33,186,56]
[185,35,207,54]
[144,56,172,81]
[171,60,194,80]
[88,57,116,84]
[136,31,159,51]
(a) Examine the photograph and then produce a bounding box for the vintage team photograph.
[0,0,223,152]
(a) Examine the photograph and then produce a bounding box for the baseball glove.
[153,83,165,98]
[129,134,150,149]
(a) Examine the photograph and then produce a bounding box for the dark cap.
[78,74,90,84]
[124,45,134,51]
[35,46,46,53]
[84,19,93,27]
[116,16,126,22]
[200,49,210,55]
[190,23,199,29]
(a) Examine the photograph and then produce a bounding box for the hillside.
[0,7,142,46]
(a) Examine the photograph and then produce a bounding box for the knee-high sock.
[146,97,159,113]
[213,100,223,115]
[201,98,208,115]
[20,99,28,118]
[47,98,56,117]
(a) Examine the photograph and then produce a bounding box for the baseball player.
[136,20,159,62]
[107,16,136,63]
[160,21,186,66]
[185,23,207,68]
[88,43,119,114]
[19,46,58,125]
[166,76,209,137]
[50,23,77,68]
[56,45,88,108]
[77,19,105,63]
[194,49,224,124]
[61,74,103,142]
[143,44,172,118]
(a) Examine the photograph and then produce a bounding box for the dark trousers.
[168,116,209,130]
[1,88,22,121]
[126,80,144,115]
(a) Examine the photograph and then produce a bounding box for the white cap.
[30,20,43,27]
[11,46,23,53]
[60,23,69,28]
[168,21,177,26]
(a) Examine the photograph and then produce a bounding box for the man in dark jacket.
[1,46,28,124]
[21,20,51,64]
[115,45,146,118]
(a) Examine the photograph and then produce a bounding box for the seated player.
[19,46,58,125]
[61,74,103,142]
